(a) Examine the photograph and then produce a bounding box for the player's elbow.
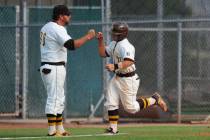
[74,41,83,48]
[64,39,76,50]
[98,50,106,57]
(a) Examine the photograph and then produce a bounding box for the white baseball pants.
[40,64,66,115]
[104,74,140,114]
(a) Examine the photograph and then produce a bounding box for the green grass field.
[0,125,209,140]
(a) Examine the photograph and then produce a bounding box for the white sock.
[147,97,156,106]
[110,123,118,132]
[56,125,65,133]
[48,126,56,134]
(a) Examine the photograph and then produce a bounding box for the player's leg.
[46,114,57,136]
[106,109,119,134]
[118,74,141,114]
[55,114,70,136]
[119,74,167,112]
[41,65,69,136]
[137,92,167,111]
[149,92,168,112]
[54,65,70,136]
[104,76,120,134]
[40,65,57,135]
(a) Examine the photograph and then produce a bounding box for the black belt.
[116,71,135,77]
[41,62,65,66]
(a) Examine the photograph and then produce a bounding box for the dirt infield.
[0,119,209,129]
[195,132,210,136]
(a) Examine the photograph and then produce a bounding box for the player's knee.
[123,105,138,114]
[105,105,119,111]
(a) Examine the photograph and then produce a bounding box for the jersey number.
[40,32,46,46]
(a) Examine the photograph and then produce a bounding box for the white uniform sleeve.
[105,41,116,57]
[56,27,71,46]
[105,46,111,57]
[120,45,135,61]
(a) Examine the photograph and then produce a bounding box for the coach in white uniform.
[40,5,95,136]
[96,22,167,134]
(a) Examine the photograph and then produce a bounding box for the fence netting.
[0,0,210,122]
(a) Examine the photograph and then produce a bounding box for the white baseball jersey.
[104,38,141,114]
[105,38,136,74]
[40,21,71,63]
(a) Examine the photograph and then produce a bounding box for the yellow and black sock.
[46,114,56,134]
[137,97,149,109]
[47,114,56,127]
[56,114,65,133]
[108,109,119,132]
[56,114,63,126]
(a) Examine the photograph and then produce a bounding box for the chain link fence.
[0,0,210,122]
[0,6,18,115]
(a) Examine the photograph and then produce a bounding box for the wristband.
[114,62,123,70]
[114,64,118,70]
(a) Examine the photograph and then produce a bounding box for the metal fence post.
[88,0,110,120]
[103,0,111,121]
[177,22,182,123]
[157,0,164,93]
[15,5,20,116]
[22,0,28,119]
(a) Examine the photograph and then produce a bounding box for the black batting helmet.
[52,5,71,21]
[111,22,128,41]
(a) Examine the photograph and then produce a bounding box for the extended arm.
[64,29,96,50]
[96,32,107,57]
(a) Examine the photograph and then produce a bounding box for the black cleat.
[152,92,168,112]
[105,127,119,134]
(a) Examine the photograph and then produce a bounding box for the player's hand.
[105,64,115,72]
[87,29,96,40]
[96,32,103,41]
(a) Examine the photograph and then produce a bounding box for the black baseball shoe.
[105,127,119,134]
[152,92,168,112]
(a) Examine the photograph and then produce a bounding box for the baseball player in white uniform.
[40,5,95,136]
[96,22,167,134]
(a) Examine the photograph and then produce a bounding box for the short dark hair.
[52,5,71,21]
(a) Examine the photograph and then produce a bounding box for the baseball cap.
[52,5,71,20]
